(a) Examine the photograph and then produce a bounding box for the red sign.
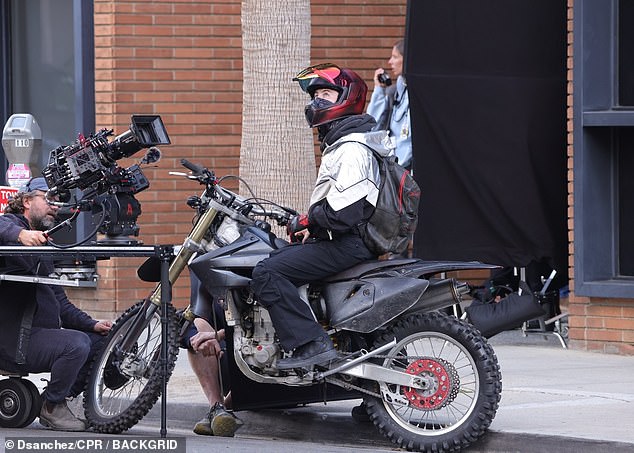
[0,185,19,214]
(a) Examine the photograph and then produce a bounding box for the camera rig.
[42,115,170,245]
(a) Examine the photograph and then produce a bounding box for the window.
[574,0,634,297]
[0,0,95,245]
[619,0,634,106]
[1,0,94,184]
[618,128,634,275]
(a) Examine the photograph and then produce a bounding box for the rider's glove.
[287,214,309,242]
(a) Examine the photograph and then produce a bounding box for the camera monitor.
[130,115,170,146]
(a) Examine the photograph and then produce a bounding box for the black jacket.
[0,214,97,370]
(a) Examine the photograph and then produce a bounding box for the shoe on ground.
[277,334,339,370]
[193,402,243,437]
[351,401,371,423]
[39,399,86,432]
[65,394,86,422]
[193,411,213,436]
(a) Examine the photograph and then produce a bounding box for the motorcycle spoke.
[91,316,162,418]
[85,300,179,433]
[380,331,480,435]
[97,375,149,416]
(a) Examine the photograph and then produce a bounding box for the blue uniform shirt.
[366,75,412,169]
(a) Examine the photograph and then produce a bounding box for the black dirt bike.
[83,159,502,453]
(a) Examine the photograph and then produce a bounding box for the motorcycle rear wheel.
[83,300,180,433]
[366,311,501,453]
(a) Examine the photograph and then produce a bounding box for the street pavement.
[4,329,634,452]
[146,328,634,452]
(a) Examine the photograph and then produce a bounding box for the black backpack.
[360,148,421,255]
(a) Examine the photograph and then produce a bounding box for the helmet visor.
[293,63,341,93]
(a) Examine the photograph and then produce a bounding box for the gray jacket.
[307,130,394,237]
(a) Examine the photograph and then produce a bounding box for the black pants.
[250,234,374,351]
[25,327,107,403]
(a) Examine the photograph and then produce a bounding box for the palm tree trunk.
[240,0,315,219]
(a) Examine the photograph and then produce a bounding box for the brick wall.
[70,0,407,319]
[312,1,407,84]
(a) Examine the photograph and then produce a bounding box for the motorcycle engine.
[238,305,280,373]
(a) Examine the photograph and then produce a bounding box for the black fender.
[324,258,499,282]
[397,260,500,278]
[324,259,499,334]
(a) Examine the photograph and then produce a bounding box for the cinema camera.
[42,115,170,244]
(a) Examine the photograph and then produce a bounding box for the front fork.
[115,206,220,353]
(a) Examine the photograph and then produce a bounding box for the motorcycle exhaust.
[408,278,469,313]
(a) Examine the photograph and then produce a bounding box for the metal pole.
[159,245,173,438]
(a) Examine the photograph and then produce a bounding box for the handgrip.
[180,159,205,175]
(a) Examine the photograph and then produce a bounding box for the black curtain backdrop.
[406,0,567,273]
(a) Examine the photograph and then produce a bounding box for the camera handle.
[43,209,81,238]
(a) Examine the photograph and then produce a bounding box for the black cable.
[46,201,108,249]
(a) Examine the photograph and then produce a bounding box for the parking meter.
[2,114,43,188]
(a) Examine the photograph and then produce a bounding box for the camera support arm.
[44,208,81,237]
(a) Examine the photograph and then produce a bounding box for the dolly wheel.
[0,378,34,428]
[20,379,42,427]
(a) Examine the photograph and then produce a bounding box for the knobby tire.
[366,311,502,453]
[83,300,180,433]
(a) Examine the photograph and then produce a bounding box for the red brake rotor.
[402,358,453,410]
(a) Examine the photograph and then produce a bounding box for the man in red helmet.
[250,64,394,370]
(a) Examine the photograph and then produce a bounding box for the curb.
[140,401,634,453]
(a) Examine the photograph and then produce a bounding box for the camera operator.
[367,39,412,171]
[0,177,112,431]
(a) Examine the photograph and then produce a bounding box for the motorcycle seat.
[323,258,419,282]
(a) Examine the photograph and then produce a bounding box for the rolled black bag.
[466,286,547,338]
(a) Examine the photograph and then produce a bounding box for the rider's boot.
[277,333,339,370]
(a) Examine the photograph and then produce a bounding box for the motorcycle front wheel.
[84,300,180,433]
[366,311,502,453]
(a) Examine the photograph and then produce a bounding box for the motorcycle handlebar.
[176,159,295,225]
[251,206,292,224]
[234,196,292,225]
[180,159,205,175]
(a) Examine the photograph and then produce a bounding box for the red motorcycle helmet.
[293,63,368,127]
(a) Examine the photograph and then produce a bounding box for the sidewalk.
[22,329,634,449]
[487,331,634,444]
[153,329,634,447]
